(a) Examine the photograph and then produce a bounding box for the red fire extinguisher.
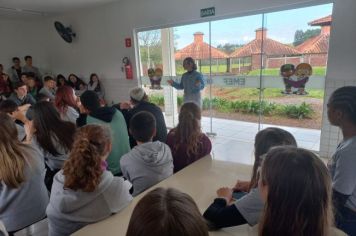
[122,57,133,80]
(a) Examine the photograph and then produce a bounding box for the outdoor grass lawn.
[176,65,326,76]
[213,88,324,99]
[248,67,326,76]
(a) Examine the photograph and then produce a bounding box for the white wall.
[0,18,51,74]
[45,0,337,103]
[3,0,355,157]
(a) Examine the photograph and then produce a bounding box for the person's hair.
[259,146,332,236]
[0,100,18,114]
[13,81,26,90]
[32,101,76,156]
[26,72,35,79]
[89,73,101,90]
[126,187,209,236]
[56,74,66,86]
[24,55,32,60]
[174,102,202,157]
[328,86,356,125]
[130,111,156,142]
[63,124,111,192]
[44,75,55,82]
[0,113,27,188]
[12,57,20,62]
[81,90,100,111]
[248,127,297,191]
[183,57,197,71]
[55,86,78,114]
[36,93,50,102]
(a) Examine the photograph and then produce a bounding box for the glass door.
[261,4,333,151]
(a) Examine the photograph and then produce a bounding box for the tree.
[217,43,243,54]
[138,30,162,68]
[293,29,321,46]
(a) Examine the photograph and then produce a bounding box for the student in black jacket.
[115,87,167,148]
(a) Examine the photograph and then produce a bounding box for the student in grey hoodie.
[120,111,173,196]
[0,114,49,233]
[47,124,132,236]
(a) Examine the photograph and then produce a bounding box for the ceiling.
[0,0,119,18]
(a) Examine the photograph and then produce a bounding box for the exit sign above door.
[201,7,215,18]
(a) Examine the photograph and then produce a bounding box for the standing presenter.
[168,57,205,108]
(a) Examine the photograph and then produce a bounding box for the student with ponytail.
[327,86,356,236]
[166,102,211,173]
[0,113,48,233]
[46,124,132,236]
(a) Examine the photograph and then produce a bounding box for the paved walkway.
[165,115,321,165]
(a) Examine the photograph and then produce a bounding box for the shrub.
[279,102,313,119]
[148,94,313,119]
[149,95,164,106]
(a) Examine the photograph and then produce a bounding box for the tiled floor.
[166,115,321,165]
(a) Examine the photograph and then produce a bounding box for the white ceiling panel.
[0,0,119,18]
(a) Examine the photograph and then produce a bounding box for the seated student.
[9,57,22,84]
[8,81,36,106]
[56,74,67,88]
[120,111,173,196]
[20,72,29,85]
[203,127,297,229]
[39,76,56,101]
[67,73,87,96]
[327,86,356,236]
[25,101,76,191]
[255,146,346,236]
[22,55,42,85]
[127,187,208,236]
[88,73,105,100]
[0,73,12,97]
[46,124,133,236]
[0,113,49,234]
[116,87,168,148]
[166,102,211,173]
[0,100,27,141]
[26,76,39,99]
[55,85,79,124]
[80,90,130,175]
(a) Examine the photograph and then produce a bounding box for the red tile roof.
[175,33,228,60]
[230,30,301,58]
[309,15,332,26]
[296,33,330,54]
[297,15,332,54]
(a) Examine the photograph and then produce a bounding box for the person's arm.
[170,76,184,90]
[332,189,350,215]
[192,73,205,93]
[203,198,247,229]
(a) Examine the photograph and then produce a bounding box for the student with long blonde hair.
[257,146,345,236]
[46,124,132,236]
[166,102,211,173]
[0,113,48,233]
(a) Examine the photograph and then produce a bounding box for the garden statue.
[280,63,312,95]
[295,63,312,95]
[148,67,163,90]
[280,64,296,94]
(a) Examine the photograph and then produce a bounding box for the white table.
[73,156,253,236]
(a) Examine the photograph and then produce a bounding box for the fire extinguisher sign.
[125,38,132,47]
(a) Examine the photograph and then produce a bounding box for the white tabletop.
[73,156,253,236]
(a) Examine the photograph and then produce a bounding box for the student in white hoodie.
[46,124,133,236]
[120,111,173,196]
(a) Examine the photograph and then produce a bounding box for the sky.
[172,3,333,49]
